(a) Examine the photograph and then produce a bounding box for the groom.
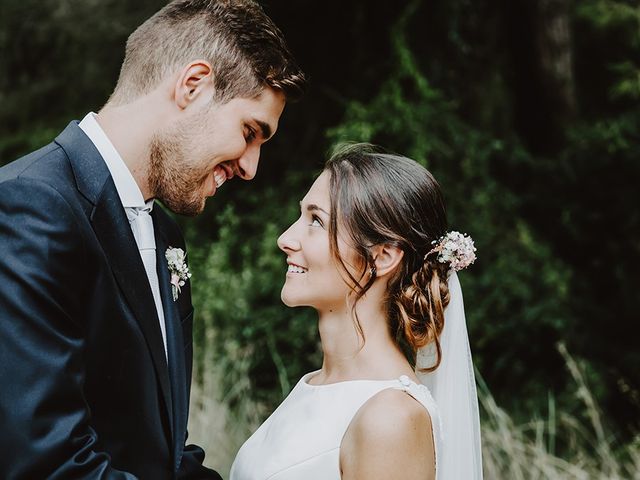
[0,0,305,478]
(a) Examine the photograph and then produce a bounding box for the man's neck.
[96,96,161,201]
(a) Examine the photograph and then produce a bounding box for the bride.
[230,143,482,479]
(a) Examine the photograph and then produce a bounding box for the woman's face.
[277,171,360,311]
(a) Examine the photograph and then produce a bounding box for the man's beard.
[148,129,209,217]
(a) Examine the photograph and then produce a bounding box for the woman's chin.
[280,293,299,307]
[280,289,310,308]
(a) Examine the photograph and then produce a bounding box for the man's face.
[149,87,286,216]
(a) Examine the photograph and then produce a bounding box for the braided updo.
[324,143,450,371]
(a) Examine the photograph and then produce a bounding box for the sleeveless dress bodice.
[230,371,442,480]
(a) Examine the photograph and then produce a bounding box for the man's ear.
[174,60,214,109]
[371,244,404,278]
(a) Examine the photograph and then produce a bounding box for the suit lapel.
[56,122,174,436]
[91,185,174,428]
[153,214,188,470]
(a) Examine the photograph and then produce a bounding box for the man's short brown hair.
[110,0,306,104]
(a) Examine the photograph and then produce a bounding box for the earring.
[369,266,377,278]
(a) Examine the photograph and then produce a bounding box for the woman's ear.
[371,244,404,278]
[174,60,214,109]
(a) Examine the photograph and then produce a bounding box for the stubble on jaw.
[148,127,209,217]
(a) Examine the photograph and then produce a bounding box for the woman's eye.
[310,215,323,227]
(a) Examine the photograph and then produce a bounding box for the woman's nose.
[277,224,300,252]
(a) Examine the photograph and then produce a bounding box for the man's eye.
[245,127,256,142]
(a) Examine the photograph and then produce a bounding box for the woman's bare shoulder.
[340,388,435,480]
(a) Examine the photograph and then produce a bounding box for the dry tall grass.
[187,351,266,476]
[188,344,639,479]
[479,344,639,479]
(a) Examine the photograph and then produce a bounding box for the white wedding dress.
[230,370,442,480]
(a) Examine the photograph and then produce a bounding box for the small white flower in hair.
[425,231,477,271]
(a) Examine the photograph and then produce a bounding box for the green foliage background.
[1,0,639,453]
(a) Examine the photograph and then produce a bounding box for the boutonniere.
[165,247,192,301]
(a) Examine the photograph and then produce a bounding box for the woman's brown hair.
[324,143,450,371]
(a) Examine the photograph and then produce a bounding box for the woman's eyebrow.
[299,202,330,216]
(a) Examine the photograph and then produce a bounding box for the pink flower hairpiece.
[425,231,477,271]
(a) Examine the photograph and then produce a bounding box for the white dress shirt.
[79,112,168,359]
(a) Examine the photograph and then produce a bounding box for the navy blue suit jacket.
[0,123,222,479]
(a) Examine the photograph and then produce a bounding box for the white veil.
[416,271,483,479]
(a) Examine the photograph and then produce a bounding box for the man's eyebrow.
[256,120,273,140]
[300,202,330,215]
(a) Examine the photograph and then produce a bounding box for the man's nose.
[236,144,261,180]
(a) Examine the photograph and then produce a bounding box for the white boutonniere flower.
[165,247,192,301]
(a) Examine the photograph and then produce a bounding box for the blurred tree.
[505,0,576,152]
[0,0,163,161]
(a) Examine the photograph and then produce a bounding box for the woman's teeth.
[287,265,307,274]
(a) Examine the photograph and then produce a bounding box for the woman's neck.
[313,295,413,385]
